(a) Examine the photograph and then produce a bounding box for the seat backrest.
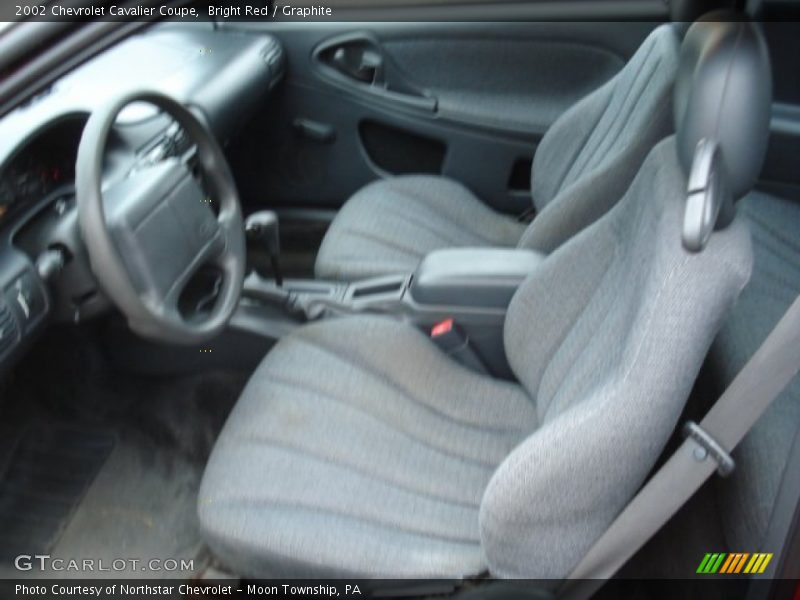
[481,17,771,579]
[712,191,800,553]
[519,24,681,254]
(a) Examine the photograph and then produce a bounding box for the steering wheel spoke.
[146,227,224,314]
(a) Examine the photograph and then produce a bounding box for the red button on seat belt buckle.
[431,318,454,338]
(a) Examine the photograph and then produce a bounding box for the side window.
[762,3,800,104]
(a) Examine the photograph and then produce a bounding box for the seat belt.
[746,420,800,600]
[559,294,800,600]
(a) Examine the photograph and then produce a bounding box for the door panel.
[233,80,536,214]
[225,19,661,215]
[381,37,623,133]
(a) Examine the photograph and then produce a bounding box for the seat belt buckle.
[431,318,455,339]
[683,421,736,477]
[430,318,489,374]
[430,318,469,355]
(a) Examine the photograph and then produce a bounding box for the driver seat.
[198,19,769,579]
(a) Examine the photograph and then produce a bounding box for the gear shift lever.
[245,211,283,287]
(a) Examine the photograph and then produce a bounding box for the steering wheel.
[75,91,245,344]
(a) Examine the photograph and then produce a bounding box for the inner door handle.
[331,46,384,85]
[314,34,437,113]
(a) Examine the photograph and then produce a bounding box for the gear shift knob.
[245,211,282,286]
[245,211,280,255]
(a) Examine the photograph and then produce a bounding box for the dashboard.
[0,118,84,227]
[0,23,285,372]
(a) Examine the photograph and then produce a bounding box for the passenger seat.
[315,24,681,281]
[713,191,800,552]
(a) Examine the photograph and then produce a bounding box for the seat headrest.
[674,15,772,201]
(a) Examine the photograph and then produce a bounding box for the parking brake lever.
[245,211,283,287]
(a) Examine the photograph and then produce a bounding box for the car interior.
[0,0,798,595]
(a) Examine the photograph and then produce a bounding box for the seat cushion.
[314,175,525,281]
[198,316,536,578]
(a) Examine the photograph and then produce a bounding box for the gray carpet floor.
[0,326,248,579]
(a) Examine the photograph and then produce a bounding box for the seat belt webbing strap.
[560,294,800,599]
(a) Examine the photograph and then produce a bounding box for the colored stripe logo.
[697,552,773,574]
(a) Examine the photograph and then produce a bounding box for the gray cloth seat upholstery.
[313,176,526,280]
[315,25,680,281]
[199,139,752,579]
[199,18,768,580]
[713,191,800,551]
[198,315,537,578]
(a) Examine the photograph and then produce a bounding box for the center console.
[236,247,545,377]
[410,248,544,308]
